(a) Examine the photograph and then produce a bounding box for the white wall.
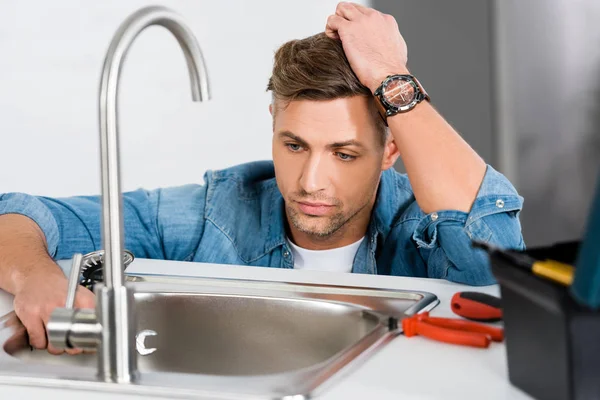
[0,0,367,197]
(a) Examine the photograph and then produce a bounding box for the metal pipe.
[65,253,83,309]
[97,5,210,383]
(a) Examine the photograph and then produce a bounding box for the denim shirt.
[0,160,525,286]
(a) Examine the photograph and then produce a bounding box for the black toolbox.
[489,241,600,400]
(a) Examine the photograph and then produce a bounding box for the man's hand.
[326,2,409,93]
[12,264,96,355]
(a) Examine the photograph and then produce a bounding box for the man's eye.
[336,152,356,161]
[286,143,303,152]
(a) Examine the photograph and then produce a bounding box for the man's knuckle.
[29,332,46,349]
[25,305,41,319]
[41,304,54,318]
[385,14,398,25]
[13,301,25,315]
[47,345,63,355]
[76,291,96,308]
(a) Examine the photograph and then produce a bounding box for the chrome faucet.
[47,6,210,383]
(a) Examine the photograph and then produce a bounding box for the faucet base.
[96,284,139,383]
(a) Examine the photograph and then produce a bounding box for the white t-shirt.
[287,236,366,273]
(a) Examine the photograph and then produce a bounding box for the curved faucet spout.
[99,5,210,291]
[97,6,211,383]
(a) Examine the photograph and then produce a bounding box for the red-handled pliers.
[402,311,504,348]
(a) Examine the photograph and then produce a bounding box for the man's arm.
[0,214,96,354]
[326,2,486,214]
[0,183,208,352]
[0,214,62,297]
[326,2,525,285]
[385,103,486,214]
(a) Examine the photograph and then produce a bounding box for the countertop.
[0,259,534,400]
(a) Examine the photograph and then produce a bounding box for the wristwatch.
[373,74,430,124]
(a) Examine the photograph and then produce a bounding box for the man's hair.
[267,33,388,145]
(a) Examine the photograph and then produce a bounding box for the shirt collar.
[233,167,399,265]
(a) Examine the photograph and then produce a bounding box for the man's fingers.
[74,287,96,309]
[47,342,65,355]
[326,14,347,39]
[325,29,340,40]
[24,317,47,349]
[348,3,374,15]
[325,30,340,40]
[65,347,83,355]
[335,2,363,21]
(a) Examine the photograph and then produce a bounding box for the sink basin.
[0,272,438,399]
[11,292,382,376]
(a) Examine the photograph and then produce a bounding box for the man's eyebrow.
[277,131,365,149]
[326,139,365,149]
[277,131,309,147]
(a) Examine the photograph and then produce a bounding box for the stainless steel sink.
[0,273,438,399]
[10,292,382,376]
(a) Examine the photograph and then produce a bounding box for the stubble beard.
[285,200,370,240]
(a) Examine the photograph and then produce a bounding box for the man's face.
[272,96,397,242]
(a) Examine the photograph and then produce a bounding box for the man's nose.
[299,154,330,194]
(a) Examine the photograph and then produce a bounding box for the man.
[0,2,524,354]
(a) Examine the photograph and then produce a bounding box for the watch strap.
[375,95,390,126]
[413,75,430,102]
[374,74,430,125]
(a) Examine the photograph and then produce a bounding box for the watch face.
[382,77,417,108]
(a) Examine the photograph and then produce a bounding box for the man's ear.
[269,103,273,116]
[381,135,400,171]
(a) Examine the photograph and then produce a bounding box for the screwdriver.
[472,240,575,286]
[451,291,502,322]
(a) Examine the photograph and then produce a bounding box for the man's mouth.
[295,201,335,216]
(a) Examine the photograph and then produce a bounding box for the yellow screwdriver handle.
[532,260,575,286]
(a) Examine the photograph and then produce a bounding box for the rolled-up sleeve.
[0,193,61,257]
[411,165,525,285]
[0,184,208,263]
